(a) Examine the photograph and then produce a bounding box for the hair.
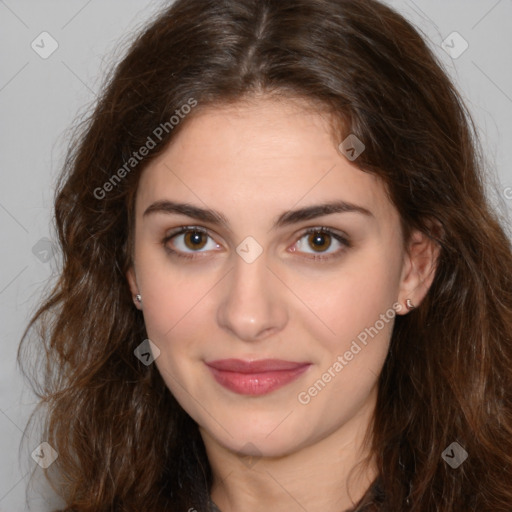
[18,0,512,510]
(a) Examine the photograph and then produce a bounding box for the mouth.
[205,358,312,396]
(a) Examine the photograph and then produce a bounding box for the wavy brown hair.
[18,0,512,510]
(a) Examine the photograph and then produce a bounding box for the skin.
[127,95,439,512]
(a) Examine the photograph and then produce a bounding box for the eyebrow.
[143,199,374,230]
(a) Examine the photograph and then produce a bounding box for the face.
[127,95,429,458]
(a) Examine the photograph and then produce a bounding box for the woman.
[18,0,512,510]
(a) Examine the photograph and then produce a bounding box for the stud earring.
[135,294,142,303]
[406,298,415,310]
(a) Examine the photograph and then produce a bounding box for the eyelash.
[161,226,351,262]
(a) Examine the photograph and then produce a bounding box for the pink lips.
[205,358,311,396]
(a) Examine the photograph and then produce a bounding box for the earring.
[406,299,415,310]
[135,294,142,303]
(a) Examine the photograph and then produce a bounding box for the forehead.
[135,97,397,228]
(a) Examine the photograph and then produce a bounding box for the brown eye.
[162,226,221,260]
[307,231,332,252]
[183,230,208,250]
[293,227,350,262]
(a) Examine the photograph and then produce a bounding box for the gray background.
[1,1,511,510]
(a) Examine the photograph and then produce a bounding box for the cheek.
[294,270,397,420]
[134,242,218,339]
[140,275,203,338]
[293,251,401,352]
[138,267,213,395]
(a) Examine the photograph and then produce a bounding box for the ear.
[126,265,142,310]
[396,225,441,315]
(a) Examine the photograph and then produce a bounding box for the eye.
[291,227,351,262]
[162,226,221,260]
[162,226,351,262]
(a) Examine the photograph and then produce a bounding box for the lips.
[205,358,311,396]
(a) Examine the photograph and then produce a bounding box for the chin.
[201,416,311,459]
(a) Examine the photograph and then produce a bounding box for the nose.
[216,252,288,342]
